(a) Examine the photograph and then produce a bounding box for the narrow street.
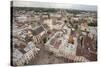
[28,44,74,65]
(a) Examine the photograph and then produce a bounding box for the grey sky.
[12,1,97,11]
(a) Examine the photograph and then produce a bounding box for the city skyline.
[12,1,97,11]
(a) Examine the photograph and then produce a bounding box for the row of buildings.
[12,7,97,65]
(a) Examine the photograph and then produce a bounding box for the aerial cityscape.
[11,1,97,66]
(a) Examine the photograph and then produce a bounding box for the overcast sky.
[12,1,97,11]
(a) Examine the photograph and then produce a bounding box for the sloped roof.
[32,26,45,36]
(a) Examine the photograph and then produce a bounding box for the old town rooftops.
[31,25,45,36]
